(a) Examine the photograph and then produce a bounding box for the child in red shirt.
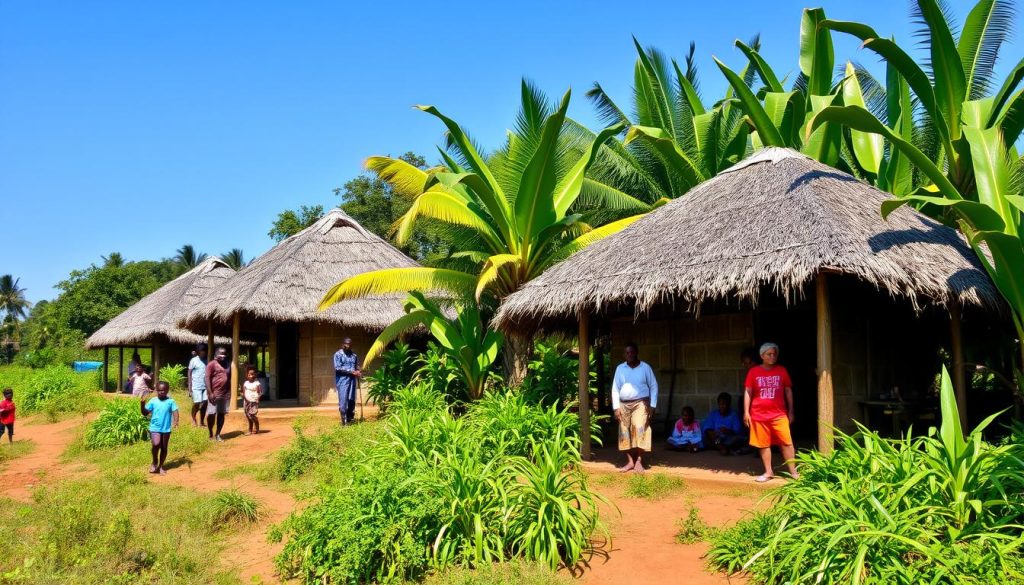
[743,343,798,482]
[0,388,15,444]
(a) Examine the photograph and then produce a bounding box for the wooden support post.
[102,347,109,392]
[950,301,968,431]
[578,311,592,461]
[117,347,124,393]
[230,313,241,412]
[207,321,214,357]
[816,274,835,454]
[152,342,161,386]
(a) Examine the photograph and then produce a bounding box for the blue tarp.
[72,361,103,372]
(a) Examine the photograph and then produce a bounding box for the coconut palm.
[101,252,125,268]
[222,248,246,270]
[0,275,30,323]
[174,244,207,269]
[320,82,652,381]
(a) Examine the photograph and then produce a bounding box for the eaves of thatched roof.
[494,148,1003,331]
[178,209,418,331]
[86,257,236,348]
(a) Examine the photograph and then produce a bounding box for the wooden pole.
[117,346,124,393]
[206,321,214,357]
[816,274,835,454]
[153,342,161,386]
[102,347,109,392]
[578,311,592,461]
[950,301,968,431]
[230,313,241,412]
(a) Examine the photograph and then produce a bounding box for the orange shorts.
[749,417,792,448]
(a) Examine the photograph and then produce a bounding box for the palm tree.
[321,82,652,381]
[222,248,246,270]
[174,244,207,269]
[0,275,30,328]
[101,252,125,267]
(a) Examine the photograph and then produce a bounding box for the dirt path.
[0,415,91,501]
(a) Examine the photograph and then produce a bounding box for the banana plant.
[358,291,502,400]
[320,82,652,384]
[821,0,1024,195]
[584,38,751,199]
[712,8,845,167]
[810,100,1024,374]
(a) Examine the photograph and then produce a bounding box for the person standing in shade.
[743,342,799,482]
[129,362,152,397]
[187,343,208,426]
[612,342,658,473]
[204,347,230,441]
[333,338,361,425]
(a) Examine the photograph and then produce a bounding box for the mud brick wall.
[298,323,374,406]
[609,313,755,428]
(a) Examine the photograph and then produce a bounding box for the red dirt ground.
[0,409,766,584]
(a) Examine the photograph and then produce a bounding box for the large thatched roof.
[86,257,236,348]
[179,209,418,331]
[494,148,1002,330]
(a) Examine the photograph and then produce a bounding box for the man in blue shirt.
[333,337,361,425]
[702,392,747,455]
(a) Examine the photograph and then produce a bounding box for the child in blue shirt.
[702,392,747,455]
[140,381,179,475]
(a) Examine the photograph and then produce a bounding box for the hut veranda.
[178,209,418,407]
[494,148,1007,455]
[86,257,237,390]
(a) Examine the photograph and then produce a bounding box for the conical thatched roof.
[86,257,236,348]
[494,148,1002,330]
[178,209,418,331]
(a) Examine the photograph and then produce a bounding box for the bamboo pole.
[816,274,835,454]
[230,313,240,412]
[578,311,592,461]
[206,321,214,358]
[153,342,161,386]
[117,347,124,393]
[950,301,968,431]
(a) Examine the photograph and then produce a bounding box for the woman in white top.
[242,366,263,435]
[612,342,658,473]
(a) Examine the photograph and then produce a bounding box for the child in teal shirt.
[140,381,179,475]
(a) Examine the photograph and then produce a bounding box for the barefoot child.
[140,381,179,474]
[0,388,15,444]
[242,366,262,435]
[667,406,702,452]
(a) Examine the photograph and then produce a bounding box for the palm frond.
[586,82,632,127]
[852,62,890,123]
[393,190,501,250]
[365,156,431,199]
[319,267,476,310]
[363,309,435,369]
[958,0,1015,99]
[551,213,646,262]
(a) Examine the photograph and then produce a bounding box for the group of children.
[666,392,749,455]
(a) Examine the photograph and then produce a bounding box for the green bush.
[274,386,606,583]
[366,342,416,411]
[199,488,262,531]
[675,507,717,544]
[84,399,149,449]
[158,363,186,392]
[707,368,1024,584]
[521,341,593,407]
[0,365,103,419]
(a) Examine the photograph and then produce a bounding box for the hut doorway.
[753,295,818,442]
[277,323,299,400]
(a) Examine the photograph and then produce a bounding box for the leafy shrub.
[675,507,716,544]
[414,343,468,402]
[0,365,103,419]
[366,342,416,411]
[199,488,262,530]
[622,473,685,500]
[521,341,593,407]
[274,385,607,583]
[707,368,1024,584]
[271,419,378,483]
[85,398,149,449]
[158,363,186,392]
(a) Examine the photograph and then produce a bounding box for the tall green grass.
[0,365,104,421]
[199,488,262,531]
[273,388,607,583]
[84,398,149,449]
[707,368,1024,583]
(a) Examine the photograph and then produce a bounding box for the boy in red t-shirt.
[743,343,798,482]
[0,388,15,444]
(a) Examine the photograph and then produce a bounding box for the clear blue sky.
[1,1,1015,303]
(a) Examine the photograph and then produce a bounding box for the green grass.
[420,561,570,585]
[64,422,212,473]
[622,473,686,500]
[675,507,718,544]
[0,365,106,422]
[0,470,241,584]
[199,488,262,531]
[0,439,35,465]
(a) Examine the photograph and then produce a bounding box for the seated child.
[667,406,702,452]
[702,392,747,455]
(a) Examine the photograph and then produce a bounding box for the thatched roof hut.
[86,257,235,349]
[493,148,1004,454]
[179,209,416,331]
[495,148,1000,330]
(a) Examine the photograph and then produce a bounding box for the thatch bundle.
[494,148,1001,330]
[179,209,418,330]
[86,257,236,348]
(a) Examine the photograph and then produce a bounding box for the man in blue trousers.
[333,337,361,425]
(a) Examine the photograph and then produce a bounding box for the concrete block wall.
[298,323,374,406]
[610,312,755,428]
